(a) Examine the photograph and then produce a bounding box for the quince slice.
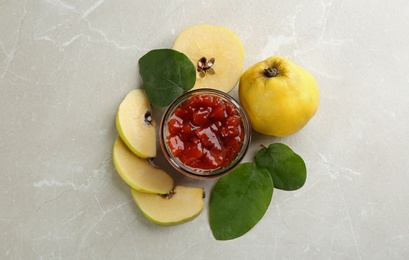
[116,88,156,158]
[131,186,204,226]
[113,137,174,194]
[173,24,245,93]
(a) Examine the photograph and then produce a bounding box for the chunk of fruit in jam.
[192,107,211,126]
[167,135,184,156]
[196,127,221,150]
[168,117,183,135]
[166,94,243,171]
[179,142,204,165]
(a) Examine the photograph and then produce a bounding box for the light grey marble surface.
[1,0,409,259]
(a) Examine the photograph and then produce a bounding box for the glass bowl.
[159,88,251,180]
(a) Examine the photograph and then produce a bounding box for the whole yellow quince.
[239,56,320,136]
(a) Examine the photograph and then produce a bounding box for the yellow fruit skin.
[239,56,320,136]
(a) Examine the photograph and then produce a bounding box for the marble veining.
[1,0,409,259]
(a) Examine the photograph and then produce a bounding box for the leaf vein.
[141,64,184,91]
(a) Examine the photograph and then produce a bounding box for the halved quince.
[113,137,174,194]
[131,186,204,226]
[116,88,156,158]
[172,24,245,93]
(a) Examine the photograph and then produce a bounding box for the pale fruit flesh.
[113,137,174,194]
[173,24,245,93]
[116,88,156,158]
[131,186,204,226]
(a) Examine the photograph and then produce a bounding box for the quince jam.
[166,94,244,171]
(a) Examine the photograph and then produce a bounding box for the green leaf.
[138,49,196,107]
[209,162,273,240]
[255,143,306,191]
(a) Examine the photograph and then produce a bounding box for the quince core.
[173,24,245,93]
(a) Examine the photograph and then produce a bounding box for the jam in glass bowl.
[160,88,251,179]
